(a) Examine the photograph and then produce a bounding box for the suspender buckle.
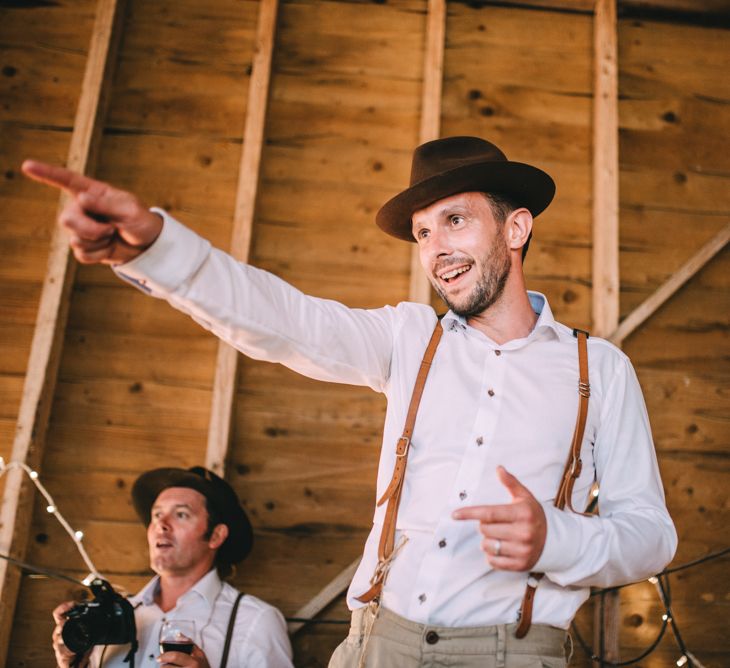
[395,436,411,457]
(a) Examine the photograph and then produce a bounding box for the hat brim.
[132,468,253,564]
[376,161,555,242]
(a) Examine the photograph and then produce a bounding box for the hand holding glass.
[159,620,196,655]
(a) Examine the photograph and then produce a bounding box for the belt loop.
[496,624,506,668]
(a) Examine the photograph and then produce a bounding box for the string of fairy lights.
[0,456,728,666]
[0,457,100,585]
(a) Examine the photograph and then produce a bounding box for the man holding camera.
[28,136,676,667]
[51,467,293,668]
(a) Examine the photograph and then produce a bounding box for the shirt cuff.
[112,208,211,294]
[532,502,584,574]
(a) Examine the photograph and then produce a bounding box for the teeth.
[441,265,470,280]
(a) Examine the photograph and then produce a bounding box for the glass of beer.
[159,619,196,655]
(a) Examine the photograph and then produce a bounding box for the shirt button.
[476,436,484,446]
[426,630,440,645]
[438,538,447,548]
[487,389,495,397]
[418,593,427,603]
[459,490,467,500]
[495,349,502,356]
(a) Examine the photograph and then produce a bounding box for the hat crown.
[410,136,507,187]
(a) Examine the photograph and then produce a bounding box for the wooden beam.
[592,0,619,338]
[593,589,621,665]
[205,0,279,476]
[609,224,730,346]
[0,0,127,661]
[409,0,446,305]
[287,558,360,635]
[591,0,621,654]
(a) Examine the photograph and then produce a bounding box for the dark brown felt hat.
[376,136,555,241]
[132,466,253,564]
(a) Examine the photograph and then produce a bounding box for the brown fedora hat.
[132,466,253,565]
[376,136,555,242]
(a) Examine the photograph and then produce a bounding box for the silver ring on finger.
[493,539,502,557]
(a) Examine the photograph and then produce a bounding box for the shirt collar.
[441,291,561,343]
[130,569,223,610]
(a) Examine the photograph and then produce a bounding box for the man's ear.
[208,523,229,550]
[506,208,533,254]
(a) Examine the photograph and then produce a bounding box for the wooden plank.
[0,0,128,661]
[609,224,730,345]
[288,557,360,634]
[593,588,621,664]
[592,0,619,338]
[592,0,621,652]
[205,0,279,476]
[409,0,446,304]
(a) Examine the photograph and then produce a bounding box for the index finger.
[452,503,517,523]
[21,160,98,194]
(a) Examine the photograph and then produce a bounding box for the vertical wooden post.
[592,0,619,338]
[409,0,446,304]
[594,589,621,665]
[592,0,621,660]
[0,0,127,660]
[204,0,279,476]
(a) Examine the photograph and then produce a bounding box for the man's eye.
[176,512,189,519]
[450,215,464,226]
[417,229,429,240]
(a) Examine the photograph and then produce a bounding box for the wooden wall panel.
[440,3,594,328]
[611,16,729,668]
[0,0,96,464]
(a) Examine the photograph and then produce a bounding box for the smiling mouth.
[437,264,472,283]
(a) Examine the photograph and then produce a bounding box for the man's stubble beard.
[432,234,511,318]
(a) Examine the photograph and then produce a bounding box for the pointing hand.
[22,160,163,265]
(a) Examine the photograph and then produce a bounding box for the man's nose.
[430,226,454,258]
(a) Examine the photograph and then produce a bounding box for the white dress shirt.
[116,211,677,630]
[90,569,293,667]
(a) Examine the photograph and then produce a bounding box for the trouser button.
[425,630,439,645]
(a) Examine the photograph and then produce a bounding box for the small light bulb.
[30,470,39,480]
[46,504,55,513]
[592,488,599,498]
[676,656,688,667]
[648,576,658,584]
[82,574,95,586]
[74,530,84,541]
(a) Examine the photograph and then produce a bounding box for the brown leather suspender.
[515,328,590,638]
[356,321,591,640]
[356,321,443,604]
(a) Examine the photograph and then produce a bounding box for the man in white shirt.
[26,136,676,667]
[51,466,293,668]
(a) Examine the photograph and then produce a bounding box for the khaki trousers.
[328,606,568,668]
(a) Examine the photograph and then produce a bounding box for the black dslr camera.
[62,578,137,656]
